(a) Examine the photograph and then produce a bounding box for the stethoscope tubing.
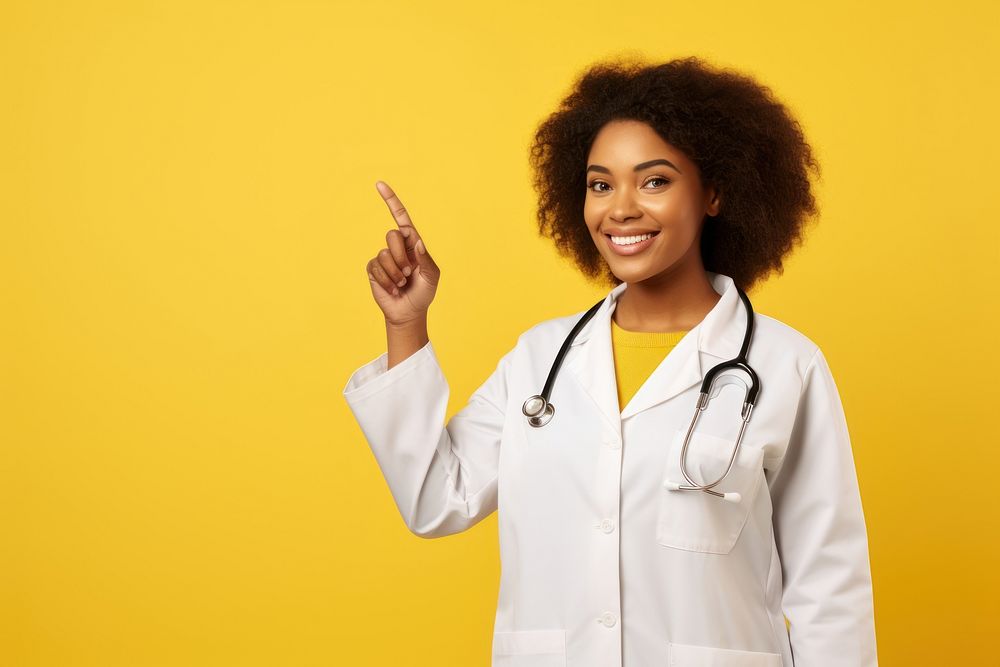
[521,297,604,428]
[522,283,760,502]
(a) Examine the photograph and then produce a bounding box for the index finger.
[375,181,417,231]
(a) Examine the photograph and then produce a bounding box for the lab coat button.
[597,612,617,627]
[598,518,615,533]
[603,436,621,449]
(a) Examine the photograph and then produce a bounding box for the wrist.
[384,315,429,370]
[385,313,428,331]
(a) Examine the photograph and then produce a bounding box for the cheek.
[583,201,603,234]
[648,198,701,237]
[645,196,682,219]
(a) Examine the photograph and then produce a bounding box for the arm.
[343,330,515,539]
[766,348,878,665]
[386,315,430,370]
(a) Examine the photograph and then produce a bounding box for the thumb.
[412,236,439,281]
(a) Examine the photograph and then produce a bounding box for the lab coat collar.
[565,272,747,429]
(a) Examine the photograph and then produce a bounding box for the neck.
[612,263,721,333]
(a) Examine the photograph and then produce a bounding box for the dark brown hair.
[528,55,821,293]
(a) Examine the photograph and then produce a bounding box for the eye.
[587,177,671,193]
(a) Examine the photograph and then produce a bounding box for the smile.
[604,231,659,256]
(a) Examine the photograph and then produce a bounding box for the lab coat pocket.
[667,641,782,666]
[656,428,763,554]
[493,629,566,667]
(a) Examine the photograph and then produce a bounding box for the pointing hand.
[366,181,441,326]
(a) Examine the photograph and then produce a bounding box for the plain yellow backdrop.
[2,0,998,664]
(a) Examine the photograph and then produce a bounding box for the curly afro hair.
[528,55,821,294]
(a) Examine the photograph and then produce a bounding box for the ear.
[706,186,722,217]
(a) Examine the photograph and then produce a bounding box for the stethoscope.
[522,285,760,503]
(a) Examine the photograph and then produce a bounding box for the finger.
[367,261,393,298]
[375,181,418,232]
[368,258,401,296]
[411,236,440,284]
[386,228,415,277]
[376,247,407,289]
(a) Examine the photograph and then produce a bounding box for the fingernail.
[401,228,411,237]
[397,278,406,287]
[403,266,411,276]
[392,287,399,296]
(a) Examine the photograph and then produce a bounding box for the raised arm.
[343,337,514,537]
[343,180,511,538]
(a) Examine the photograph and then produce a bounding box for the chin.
[607,264,654,284]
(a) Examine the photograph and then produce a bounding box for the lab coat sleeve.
[766,347,878,666]
[342,338,513,539]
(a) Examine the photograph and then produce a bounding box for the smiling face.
[584,119,720,286]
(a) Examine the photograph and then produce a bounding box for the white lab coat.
[343,271,877,667]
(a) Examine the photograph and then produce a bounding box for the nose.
[610,187,642,221]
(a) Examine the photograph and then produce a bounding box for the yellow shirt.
[610,317,689,412]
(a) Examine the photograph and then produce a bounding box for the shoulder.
[753,312,820,355]
[514,307,592,350]
[750,311,825,378]
[499,307,595,378]
[524,309,588,339]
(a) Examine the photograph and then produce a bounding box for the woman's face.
[583,119,720,285]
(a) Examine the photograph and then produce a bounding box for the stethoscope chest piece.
[522,394,555,428]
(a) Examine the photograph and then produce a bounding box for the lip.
[604,231,659,256]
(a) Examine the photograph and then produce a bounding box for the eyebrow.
[586,158,682,175]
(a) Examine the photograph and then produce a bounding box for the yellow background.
[2,0,997,664]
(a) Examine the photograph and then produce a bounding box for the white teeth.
[610,233,654,246]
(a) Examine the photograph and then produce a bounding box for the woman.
[344,56,877,666]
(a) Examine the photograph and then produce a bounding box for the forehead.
[587,119,691,169]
